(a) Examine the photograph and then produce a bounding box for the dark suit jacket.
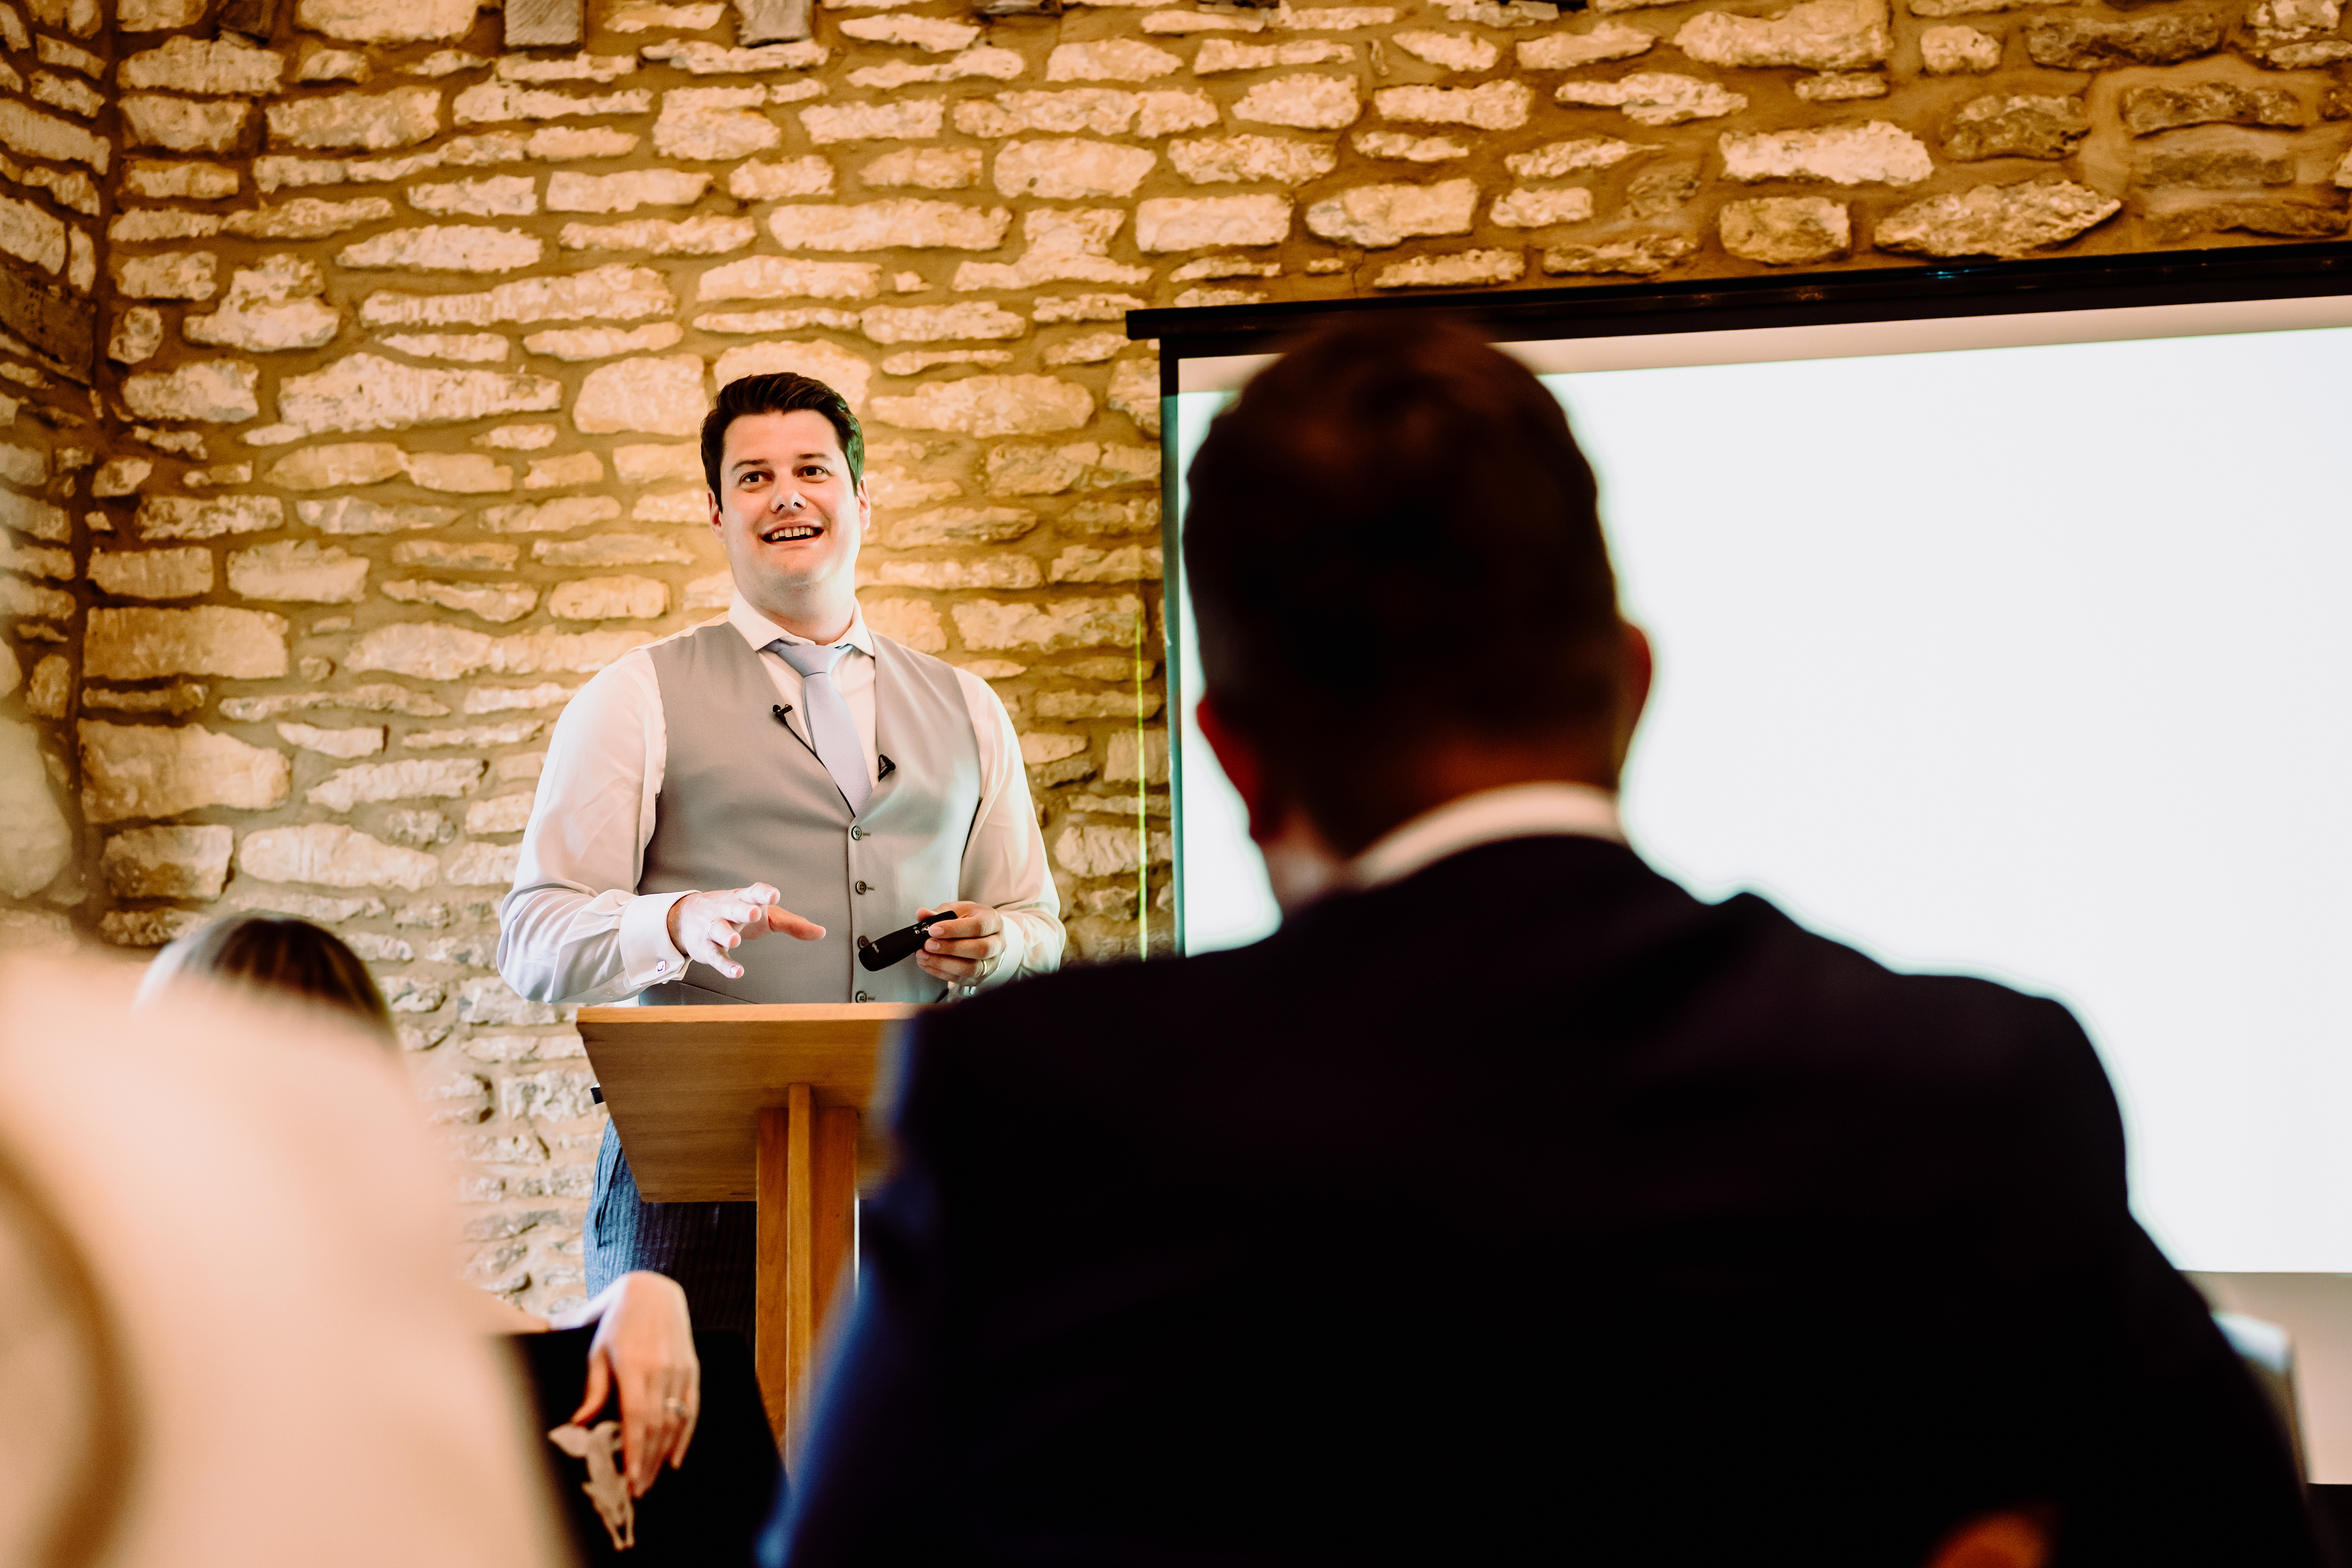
[768,836,2320,1566]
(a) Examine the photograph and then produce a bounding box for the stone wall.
[0,0,2342,1312]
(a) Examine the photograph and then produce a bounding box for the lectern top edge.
[576,1001,929,1026]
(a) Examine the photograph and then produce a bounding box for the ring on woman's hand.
[663,1397,688,1414]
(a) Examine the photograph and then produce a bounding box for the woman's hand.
[569,1271,700,1496]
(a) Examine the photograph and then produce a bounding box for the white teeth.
[764,525,820,542]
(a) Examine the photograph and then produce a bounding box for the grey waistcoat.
[639,622,983,1005]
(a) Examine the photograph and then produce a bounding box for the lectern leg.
[755,1090,863,1449]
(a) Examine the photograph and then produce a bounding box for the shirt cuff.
[987,913,1029,988]
[618,890,693,991]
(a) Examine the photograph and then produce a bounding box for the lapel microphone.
[858,909,956,972]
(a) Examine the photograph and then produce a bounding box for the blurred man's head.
[1183,315,1649,866]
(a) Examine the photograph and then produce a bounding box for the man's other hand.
[914,901,1005,986]
[666,883,824,980]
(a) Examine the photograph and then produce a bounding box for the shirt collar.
[1346,782,1625,893]
[729,592,873,658]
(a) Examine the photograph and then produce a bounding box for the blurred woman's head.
[139,914,394,1045]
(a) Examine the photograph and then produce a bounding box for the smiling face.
[709,408,871,640]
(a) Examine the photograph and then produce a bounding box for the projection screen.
[1147,257,2352,1281]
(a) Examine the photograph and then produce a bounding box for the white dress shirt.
[1347,781,1625,891]
[499,592,1063,1006]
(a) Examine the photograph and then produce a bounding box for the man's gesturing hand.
[914,900,1005,986]
[665,883,824,980]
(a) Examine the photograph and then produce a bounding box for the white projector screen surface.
[1167,314,2352,1274]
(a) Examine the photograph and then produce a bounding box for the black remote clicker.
[856,909,959,973]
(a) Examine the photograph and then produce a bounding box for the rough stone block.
[0,718,68,899]
[340,225,545,273]
[1372,81,1534,128]
[91,547,214,599]
[1047,39,1182,80]
[385,579,539,621]
[101,823,235,900]
[308,757,484,811]
[0,193,65,276]
[1193,38,1352,71]
[2142,147,2294,187]
[1105,727,1168,784]
[714,339,873,405]
[1722,121,1934,184]
[769,200,1012,252]
[730,157,835,199]
[267,87,442,149]
[572,354,708,435]
[546,170,711,213]
[1876,177,2120,256]
[1305,179,1476,246]
[278,721,386,758]
[649,99,781,160]
[123,360,262,422]
[277,354,565,434]
[1517,21,1658,66]
[121,35,287,94]
[297,0,475,38]
[1490,187,1595,226]
[0,100,110,173]
[1555,72,1749,124]
[224,197,400,239]
[1945,93,2089,159]
[2121,80,2302,134]
[549,575,669,619]
[118,95,249,154]
[1389,27,1500,68]
[87,606,290,681]
[114,250,218,301]
[993,139,1159,200]
[800,100,943,144]
[523,324,684,360]
[861,302,1024,343]
[1540,235,1698,274]
[558,215,754,254]
[1167,134,1337,185]
[2024,10,2225,67]
[80,719,291,822]
[952,594,1143,652]
[228,540,370,602]
[1233,74,1360,129]
[184,255,342,351]
[1136,193,1292,250]
[360,264,675,328]
[1921,24,2002,71]
[696,256,880,302]
[410,175,540,217]
[883,505,1038,547]
[1720,195,1850,262]
[1677,0,1891,66]
[238,822,439,889]
[137,495,284,541]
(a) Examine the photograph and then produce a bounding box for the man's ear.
[1194,692,1278,845]
[707,488,724,533]
[1611,620,1654,778]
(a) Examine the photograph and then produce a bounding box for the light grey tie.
[770,640,870,815]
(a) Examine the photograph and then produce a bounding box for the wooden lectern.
[574,1002,921,1447]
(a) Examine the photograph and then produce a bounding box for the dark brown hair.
[701,371,865,499]
[1182,315,1624,854]
[154,914,395,1043]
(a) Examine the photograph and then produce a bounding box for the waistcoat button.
[849,826,865,840]
[854,880,869,894]
[854,990,872,1003]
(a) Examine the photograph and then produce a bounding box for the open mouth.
[762,522,823,543]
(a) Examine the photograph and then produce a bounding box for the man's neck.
[746,586,855,644]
